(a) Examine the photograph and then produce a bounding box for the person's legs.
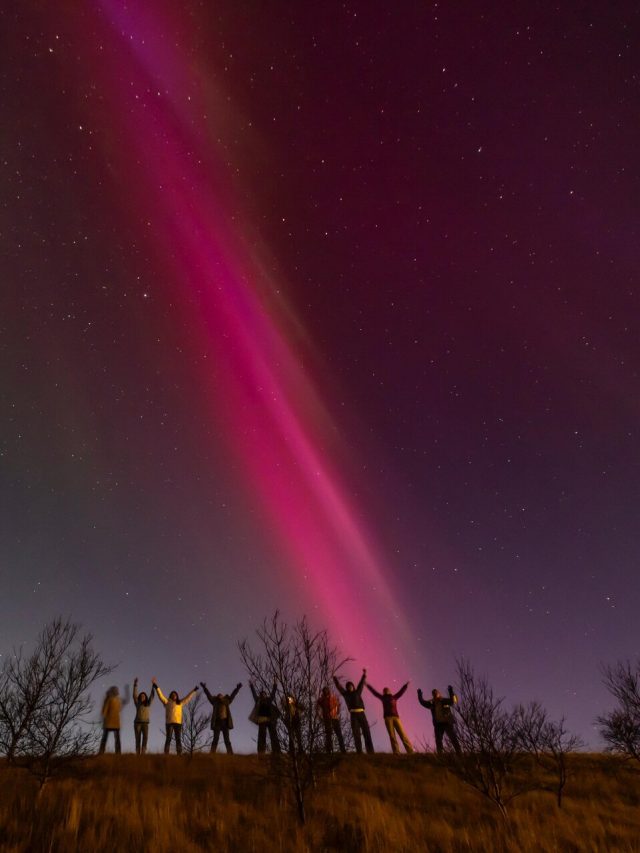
[324,720,333,753]
[333,719,346,753]
[434,723,445,754]
[445,723,461,754]
[361,715,375,754]
[140,723,148,754]
[222,723,233,754]
[385,717,399,753]
[269,720,281,753]
[174,724,183,754]
[164,725,172,754]
[134,723,142,755]
[257,722,267,753]
[99,728,109,754]
[350,715,363,753]
[114,729,121,754]
[211,726,220,753]
[394,718,413,753]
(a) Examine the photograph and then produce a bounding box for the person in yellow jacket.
[99,685,129,754]
[152,678,199,754]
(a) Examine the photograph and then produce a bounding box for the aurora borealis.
[2,1,639,750]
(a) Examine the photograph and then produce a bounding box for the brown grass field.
[1,754,639,852]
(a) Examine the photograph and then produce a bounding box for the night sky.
[2,1,639,752]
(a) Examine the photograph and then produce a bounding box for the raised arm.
[270,682,277,702]
[393,682,409,700]
[445,684,458,706]
[181,686,199,706]
[153,681,168,705]
[366,683,383,700]
[356,669,367,694]
[249,682,258,702]
[333,676,345,697]
[229,683,242,703]
[417,688,431,710]
[200,682,215,703]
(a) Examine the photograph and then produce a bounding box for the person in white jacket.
[152,678,198,754]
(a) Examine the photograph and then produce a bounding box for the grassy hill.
[1,754,639,851]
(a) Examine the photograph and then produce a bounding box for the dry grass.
[1,754,639,851]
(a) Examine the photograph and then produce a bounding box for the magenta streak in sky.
[87,0,414,673]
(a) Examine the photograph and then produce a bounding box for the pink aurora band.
[73,0,416,681]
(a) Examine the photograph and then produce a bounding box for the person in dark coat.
[333,669,374,754]
[200,682,242,753]
[132,677,154,755]
[366,681,414,754]
[316,686,345,753]
[249,682,281,754]
[418,684,461,754]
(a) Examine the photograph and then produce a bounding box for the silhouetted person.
[366,681,414,754]
[282,694,305,753]
[249,682,281,754]
[418,685,461,754]
[152,678,198,754]
[334,669,374,754]
[200,681,242,753]
[99,685,129,754]
[317,686,345,753]
[132,677,154,755]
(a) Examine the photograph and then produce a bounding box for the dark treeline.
[0,614,639,823]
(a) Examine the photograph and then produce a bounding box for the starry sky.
[1,1,638,752]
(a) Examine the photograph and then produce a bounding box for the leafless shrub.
[181,692,211,756]
[596,660,640,764]
[514,701,583,807]
[442,659,535,820]
[239,611,351,823]
[0,617,113,788]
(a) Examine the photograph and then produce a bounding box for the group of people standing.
[100,670,461,756]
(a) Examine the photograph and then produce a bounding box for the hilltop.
[1,753,639,851]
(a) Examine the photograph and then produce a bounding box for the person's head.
[169,690,179,702]
[383,687,391,695]
[106,686,119,698]
[259,690,267,700]
[346,681,355,692]
[321,686,330,697]
[432,689,441,700]
[138,691,148,704]
[217,693,224,701]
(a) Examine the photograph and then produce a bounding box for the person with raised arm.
[99,684,129,754]
[333,668,374,754]
[249,681,281,754]
[132,677,154,755]
[366,680,413,754]
[417,684,461,754]
[152,678,198,754]
[316,685,345,753]
[200,681,242,753]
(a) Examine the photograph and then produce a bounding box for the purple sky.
[1,1,638,751]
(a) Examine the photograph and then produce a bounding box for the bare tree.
[442,659,535,820]
[181,692,211,756]
[597,660,640,764]
[514,701,583,807]
[239,611,351,824]
[0,618,113,788]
